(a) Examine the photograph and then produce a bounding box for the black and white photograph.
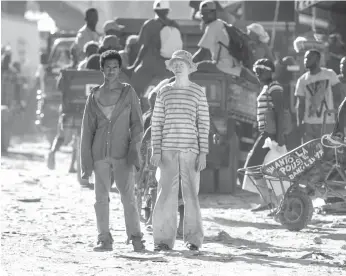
[1,0,346,275]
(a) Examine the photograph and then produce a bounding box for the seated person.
[119,35,139,68]
[246,23,275,64]
[127,0,182,100]
[78,41,99,70]
[192,0,259,85]
[86,53,101,71]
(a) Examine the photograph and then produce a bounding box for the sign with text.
[262,139,324,181]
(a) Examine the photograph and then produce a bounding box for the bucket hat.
[165,50,197,73]
[247,23,270,44]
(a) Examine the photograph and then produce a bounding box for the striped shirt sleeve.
[197,90,210,154]
[151,90,165,155]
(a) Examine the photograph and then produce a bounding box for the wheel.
[277,190,313,231]
[75,135,89,186]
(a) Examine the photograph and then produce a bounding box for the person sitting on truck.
[295,49,344,142]
[243,59,287,213]
[86,54,101,71]
[78,41,99,70]
[98,35,122,54]
[119,35,139,68]
[103,18,125,37]
[192,0,259,85]
[246,23,275,64]
[127,0,183,102]
[74,8,100,62]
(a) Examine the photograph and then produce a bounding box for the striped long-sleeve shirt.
[151,82,210,155]
[257,81,283,132]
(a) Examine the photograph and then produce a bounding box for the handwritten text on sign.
[262,140,324,180]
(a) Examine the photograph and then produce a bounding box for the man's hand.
[195,153,207,172]
[150,153,161,167]
[81,171,92,180]
[127,142,140,170]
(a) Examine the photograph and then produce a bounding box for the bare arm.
[296,96,306,127]
[332,82,345,108]
[271,89,285,146]
[128,21,150,70]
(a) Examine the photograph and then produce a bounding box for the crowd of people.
[32,0,346,253]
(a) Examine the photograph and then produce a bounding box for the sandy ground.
[1,140,346,276]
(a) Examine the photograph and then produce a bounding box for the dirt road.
[1,141,346,276]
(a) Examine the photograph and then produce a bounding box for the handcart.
[238,110,346,231]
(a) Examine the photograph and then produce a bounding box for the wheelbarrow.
[238,137,346,231]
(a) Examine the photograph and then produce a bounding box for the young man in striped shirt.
[151,50,210,251]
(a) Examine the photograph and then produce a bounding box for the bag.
[262,138,290,197]
[159,22,183,59]
[219,22,255,69]
[242,137,290,196]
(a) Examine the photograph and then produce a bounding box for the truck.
[35,32,76,144]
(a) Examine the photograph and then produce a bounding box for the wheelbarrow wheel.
[277,191,313,231]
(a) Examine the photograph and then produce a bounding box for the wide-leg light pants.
[152,150,203,249]
[93,158,142,242]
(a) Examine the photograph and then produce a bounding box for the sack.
[220,22,255,69]
[242,137,290,197]
[159,24,183,59]
[262,138,290,197]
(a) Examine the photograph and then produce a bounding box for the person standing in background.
[74,8,100,62]
[324,56,346,145]
[243,59,287,213]
[295,49,344,142]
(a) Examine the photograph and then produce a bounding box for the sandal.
[154,243,171,252]
[186,243,199,251]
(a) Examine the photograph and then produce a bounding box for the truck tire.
[277,191,313,231]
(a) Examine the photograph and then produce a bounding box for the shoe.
[93,240,113,252]
[323,134,346,147]
[186,242,199,251]
[131,235,145,252]
[154,243,171,252]
[251,203,275,212]
[47,151,55,170]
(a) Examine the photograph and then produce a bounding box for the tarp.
[295,0,346,14]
